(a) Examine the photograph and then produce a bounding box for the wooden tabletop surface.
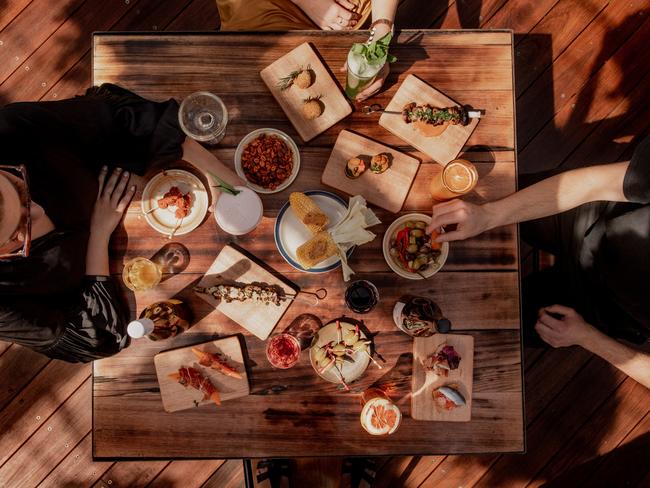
[92,30,523,459]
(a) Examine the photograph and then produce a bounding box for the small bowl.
[382,213,449,280]
[234,128,300,194]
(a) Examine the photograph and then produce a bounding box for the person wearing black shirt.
[427,137,650,389]
[0,84,241,363]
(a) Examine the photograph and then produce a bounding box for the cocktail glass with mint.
[345,32,396,100]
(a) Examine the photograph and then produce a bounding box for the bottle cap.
[127,318,155,339]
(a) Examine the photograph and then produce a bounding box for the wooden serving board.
[154,336,249,413]
[321,130,420,213]
[411,333,474,422]
[379,74,480,165]
[195,244,297,340]
[260,42,352,142]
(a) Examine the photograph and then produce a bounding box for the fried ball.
[294,69,314,89]
[302,99,323,120]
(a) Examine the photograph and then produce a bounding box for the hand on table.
[90,166,136,240]
[535,305,594,348]
[426,199,492,242]
[295,0,360,30]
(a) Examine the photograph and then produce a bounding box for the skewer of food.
[422,343,461,378]
[169,366,221,406]
[194,282,327,306]
[389,220,443,274]
[277,65,315,90]
[158,186,193,219]
[402,103,471,127]
[191,348,242,379]
[432,385,466,411]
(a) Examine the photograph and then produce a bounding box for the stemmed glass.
[178,91,228,145]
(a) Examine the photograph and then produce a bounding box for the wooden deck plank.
[201,459,244,488]
[438,0,510,29]
[0,0,136,102]
[166,0,221,31]
[0,0,33,32]
[148,459,226,488]
[38,433,112,488]
[483,0,559,32]
[529,378,650,486]
[0,378,91,487]
[0,344,49,410]
[93,461,170,488]
[0,0,84,86]
[0,361,90,467]
[374,455,445,488]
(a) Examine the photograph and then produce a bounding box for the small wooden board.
[411,333,474,422]
[379,74,480,165]
[260,42,352,142]
[321,130,420,213]
[195,244,297,340]
[154,336,249,413]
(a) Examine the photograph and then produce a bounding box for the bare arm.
[428,162,630,241]
[536,305,650,389]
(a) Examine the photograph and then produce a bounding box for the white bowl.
[234,128,300,194]
[382,213,449,280]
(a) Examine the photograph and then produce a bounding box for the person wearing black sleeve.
[0,84,242,362]
[424,136,649,388]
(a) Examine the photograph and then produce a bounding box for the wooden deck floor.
[1,0,648,486]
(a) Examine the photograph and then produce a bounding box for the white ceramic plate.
[234,128,300,194]
[382,213,449,280]
[141,169,209,237]
[274,190,351,273]
[309,320,370,385]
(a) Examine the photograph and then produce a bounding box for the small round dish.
[382,213,449,280]
[234,128,300,194]
[309,320,370,385]
[214,186,263,235]
[141,169,209,237]
[274,190,352,273]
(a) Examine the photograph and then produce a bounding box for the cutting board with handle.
[379,74,480,165]
[321,130,420,213]
[194,244,298,340]
[411,333,474,422]
[154,336,249,413]
[260,42,352,142]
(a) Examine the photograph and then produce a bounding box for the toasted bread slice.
[289,192,329,235]
[296,232,338,269]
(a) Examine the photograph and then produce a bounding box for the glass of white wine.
[122,257,162,292]
[178,91,228,145]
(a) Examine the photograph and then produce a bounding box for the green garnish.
[276,64,310,91]
[209,171,241,196]
[408,107,460,124]
[351,32,397,65]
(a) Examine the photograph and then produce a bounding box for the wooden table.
[92,30,523,459]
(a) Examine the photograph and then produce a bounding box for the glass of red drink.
[266,333,301,369]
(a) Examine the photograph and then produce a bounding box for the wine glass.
[178,91,228,145]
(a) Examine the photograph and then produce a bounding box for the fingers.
[340,61,348,73]
[434,230,461,243]
[356,79,382,101]
[544,304,575,316]
[336,0,357,11]
[102,167,122,198]
[329,22,344,30]
[535,322,559,347]
[97,166,108,199]
[115,185,136,214]
[538,311,564,331]
[110,171,130,207]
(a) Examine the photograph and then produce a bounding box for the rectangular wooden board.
[154,336,249,413]
[260,42,352,142]
[321,130,420,213]
[412,333,474,422]
[194,244,297,340]
[379,74,480,165]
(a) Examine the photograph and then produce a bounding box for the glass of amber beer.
[429,159,479,201]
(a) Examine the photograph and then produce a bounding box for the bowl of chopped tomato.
[234,128,300,194]
[382,213,449,280]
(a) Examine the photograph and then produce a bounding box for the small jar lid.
[127,318,155,339]
[214,186,263,235]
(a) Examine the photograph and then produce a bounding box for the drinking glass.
[429,159,479,201]
[178,91,228,145]
[345,280,379,314]
[359,387,402,436]
[122,257,162,292]
[265,333,301,369]
[345,49,385,100]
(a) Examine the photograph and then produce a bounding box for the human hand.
[90,166,136,240]
[340,62,390,101]
[535,304,595,348]
[426,199,493,242]
[294,0,360,30]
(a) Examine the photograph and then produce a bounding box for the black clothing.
[521,137,650,345]
[0,84,185,362]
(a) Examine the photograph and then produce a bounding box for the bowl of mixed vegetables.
[382,213,449,280]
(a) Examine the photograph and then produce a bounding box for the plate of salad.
[382,213,449,280]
